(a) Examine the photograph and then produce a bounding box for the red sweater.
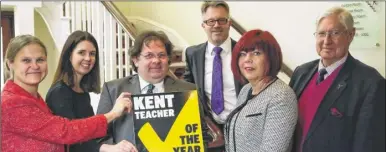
[1,80,107,152]
[297,66,343,152]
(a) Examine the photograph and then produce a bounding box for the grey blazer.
[224,78,298,152]
[96,74,196,146]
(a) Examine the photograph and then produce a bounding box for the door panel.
[1,11,14,57]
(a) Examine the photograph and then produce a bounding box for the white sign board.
[341,2,382,49]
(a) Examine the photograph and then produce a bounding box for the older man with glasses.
[96,30,196,152]
[183,1,244,152]
[289,7,385,152]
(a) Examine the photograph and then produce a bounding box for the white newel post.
[12,2,42,36]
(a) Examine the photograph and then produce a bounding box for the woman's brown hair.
[52,31,100,93]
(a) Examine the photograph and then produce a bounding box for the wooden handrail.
[101,1,137,38]
[230,17,294,77]
[231,19,246,35]
[100,2,183,79]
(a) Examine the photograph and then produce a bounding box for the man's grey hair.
[316,7,354,30]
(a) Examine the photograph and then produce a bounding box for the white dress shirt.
[318,54,348,79]
[204,37,238,124]
[138,75,165,94]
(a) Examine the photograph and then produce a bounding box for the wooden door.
[1,11,15,57]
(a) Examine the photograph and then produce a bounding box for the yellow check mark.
[138,91,204,152]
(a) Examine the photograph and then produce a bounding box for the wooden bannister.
[230,17,294,77]
[100,1,180,79]
[101,1,137,38]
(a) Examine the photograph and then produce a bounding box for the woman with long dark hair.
[46,31,101,152]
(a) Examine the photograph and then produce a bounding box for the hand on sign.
[104,92,133,123]
[112,92,133,115]
[100,140,138,152]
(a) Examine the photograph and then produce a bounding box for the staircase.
[36,1,137,84]
[30,1,137,111]
[1,2,292,108]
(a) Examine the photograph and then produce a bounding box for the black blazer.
[183,39,244,117]
[289,54,385,152]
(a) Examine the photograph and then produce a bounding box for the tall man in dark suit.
[183,1,243,151]
[289,7,385,152]
[97,31,196,152]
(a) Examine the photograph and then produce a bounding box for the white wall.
[115,1,385,77]
[115,2,205,45]
[126,16,189,51]
[1,3,58,97]
[34,11,59,99]
[228,2,385,77]
[1,1,42,36]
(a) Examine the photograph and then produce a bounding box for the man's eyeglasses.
[203,18,229,26]
[139,53,168,60]
[314,30,347,39]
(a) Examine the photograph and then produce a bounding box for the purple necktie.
[211,46,224,115]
